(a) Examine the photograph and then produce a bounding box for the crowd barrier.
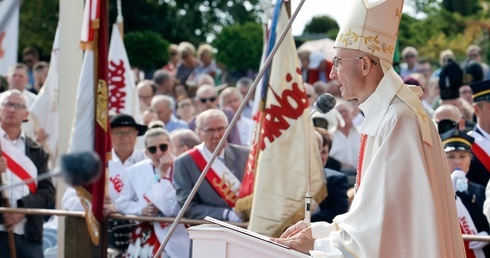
[0,207,485,242]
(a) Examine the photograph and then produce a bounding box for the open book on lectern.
[204,216,290,250]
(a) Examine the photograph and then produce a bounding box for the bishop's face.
[329,49,364,102]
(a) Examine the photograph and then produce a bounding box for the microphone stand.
[0,170,60,192]
[153,0,308,256]
[304,110,317,223]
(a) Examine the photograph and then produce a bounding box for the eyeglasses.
[111,129,138,137]
[139,95,153,100]
[2,102,26,110]
[178,102,192,108]
[332,57,378,69]
[199,97,216,103]
[200,127,226,135]
[147,143,169,154]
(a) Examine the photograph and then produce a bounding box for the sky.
[290,0,347,35]
[289,0,416,36]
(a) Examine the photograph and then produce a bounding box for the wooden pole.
[0,172,17,258]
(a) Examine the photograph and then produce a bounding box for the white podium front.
[188,224,311,258]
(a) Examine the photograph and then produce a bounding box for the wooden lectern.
[188,223,311,258]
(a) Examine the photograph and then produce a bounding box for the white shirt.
[236,116,254,146]
[115,159,190,258]
[329,126,361,169]
[0,130,28,235]
[61,149,147,211]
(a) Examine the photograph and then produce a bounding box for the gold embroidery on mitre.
[96,79,108,132]
[336,28,395,54]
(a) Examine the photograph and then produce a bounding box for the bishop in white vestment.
[273,0,464,257]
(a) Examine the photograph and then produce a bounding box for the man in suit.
[467,80,490,186]
[0,89,55,258]
[174,109,249,221]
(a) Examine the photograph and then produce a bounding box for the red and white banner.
[69,0,109,246]
[30,26,60,168]
[108,24,141,122]
[0,0,19,77]
[239,2,326,237]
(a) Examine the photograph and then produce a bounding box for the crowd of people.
[0,13,490,256]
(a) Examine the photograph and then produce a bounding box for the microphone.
[305,93,336,222]
[313,93,336,114]
[0,151,102,192]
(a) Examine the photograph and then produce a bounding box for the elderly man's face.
[196,89,218,113]
[110,126,138,156]
[138,84,154,107]
[197,115,227,153]
[0,94,29,128]
[329,49,364,102]
[7,68,28,91]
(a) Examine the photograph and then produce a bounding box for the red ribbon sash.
[188,148,237,207]
[2,151,37,194]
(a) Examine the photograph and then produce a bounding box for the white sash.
[197,143,241,197]
[0,135,37,204]
[456,196,485,258]
[472,130,490,156]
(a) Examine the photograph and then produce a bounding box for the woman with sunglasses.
[115,121,190,258]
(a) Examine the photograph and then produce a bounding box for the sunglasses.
[147,144,169,154]
[437,119,457,134]
[199,97,216,103]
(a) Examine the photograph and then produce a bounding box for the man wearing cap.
[273,0,464,256]
[467,80,490,186]
[62,114,148,255]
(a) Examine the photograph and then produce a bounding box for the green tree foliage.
[18,0,262,66]
[213,22,263,73]
[303,15,339,39]
[108,0,261,46]
[18,0,58,61]
[398,1,490,64]
[124,31,169,71]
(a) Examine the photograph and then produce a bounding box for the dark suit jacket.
[457,182,490,256]
[467,157,490,187]
[466,127,490,187]
[311,168,349,223]
[0,136,55,243]
[174,144,249,220]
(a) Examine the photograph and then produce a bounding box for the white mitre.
[333,0,404,64]
[333,0,433,146]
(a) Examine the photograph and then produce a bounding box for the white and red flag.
[0,0,19,77]
[69,0,109,246]
[30,26,60,168]
[236,0,326,237]
[108,24,141,122]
